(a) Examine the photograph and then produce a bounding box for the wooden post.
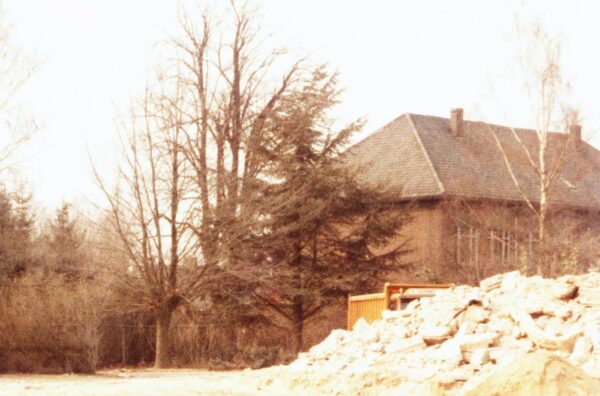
[121,325,127,365]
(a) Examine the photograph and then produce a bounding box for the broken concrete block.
[463,305,489,324]
[584,324,600,349]
[382,309,403,321]
[570,336,593,365]
[420,324,453,345]
[496,335,533,352]
[543,303,573,320]
[536,326,582,352]
[582,355,600,378]
[579,287,600,306]
[294,270,600,389]
[544,317,567,337]
[437,339,464,366]
[385,335,426,354]
[456,332,499,352]
[480,273,504,292]
[511,325,523,339]
[510,308,543,339]
[437,367,472,385]
[553,283,578,300]
[486,316,514,335]
[525,300,545,316]
[500,270,522,292]
[469,348,490,366]
[369,342,384,353]
[457,320,478,337]
[353,318,369,333]
[488,348,526,366]
[475,323,490,334]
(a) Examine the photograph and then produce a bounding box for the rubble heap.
[289,271,600,394]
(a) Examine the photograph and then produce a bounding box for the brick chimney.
[450,108,464,137]
[569,124,582,145]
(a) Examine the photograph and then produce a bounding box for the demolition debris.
[286,271,600,394]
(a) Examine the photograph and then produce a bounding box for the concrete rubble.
[288,270,600,394]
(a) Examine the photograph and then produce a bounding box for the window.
[456,225,538,275]
[455,226,479,268]
[489,230,537,269]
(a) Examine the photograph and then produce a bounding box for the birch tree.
[488,21,578,276]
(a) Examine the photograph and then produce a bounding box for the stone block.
[543,303,572,320]
[486,316,514,336]
[500,270,522,292]
[437,339,464,366]
[487,347,525,366]
[584,324,600,349]
[511,325,523,339]
[579,287,600,306]
[480,273,504,292]
[553,283,578,300]
[463,305,489,324]
[469,348,490,366]
[382,309,403,321]
[385,335,426,354]
[420,324,452,345]
[457,320,477,336]
[570,336,593,365]
[456,332,499,352]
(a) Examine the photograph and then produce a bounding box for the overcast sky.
[3,0,600,210]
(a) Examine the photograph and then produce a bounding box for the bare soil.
[0,367,291,396]
[0,367,441,396]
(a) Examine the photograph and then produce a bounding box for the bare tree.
[94,83,200,368]
[0,7,38,172]
[94,1,334,366]
[487,21,579,276]
[171,2,304,267]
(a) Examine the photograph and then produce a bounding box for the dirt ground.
[0,366,442,396]
[0,367,295,396]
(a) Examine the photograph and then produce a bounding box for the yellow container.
[347,283,453,330]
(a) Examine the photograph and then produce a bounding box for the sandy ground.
[0,367,293,396]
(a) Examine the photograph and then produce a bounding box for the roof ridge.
[405,113,445,194]
[410,113,575,138]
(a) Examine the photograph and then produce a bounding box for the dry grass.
[0,271,105,373]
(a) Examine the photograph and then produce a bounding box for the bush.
[0,271,105,373]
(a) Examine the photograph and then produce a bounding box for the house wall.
[437,199,600,283]
[372,198,600,288]
[379,201,447,283]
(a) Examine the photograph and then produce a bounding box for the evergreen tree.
[49,203,83,279]
[12,184,35,271]
[0,186,35,278]
[242,69,410,353]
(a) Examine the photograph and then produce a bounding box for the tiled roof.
[344,113,600,210]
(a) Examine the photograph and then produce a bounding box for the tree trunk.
[537,211,546,276]
[537,183,548,276]
[154,309,173,368]
[293,301,304,354]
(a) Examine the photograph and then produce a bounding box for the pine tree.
[242,69,410,353]
[49,203,83,279]
[0,186,35,278]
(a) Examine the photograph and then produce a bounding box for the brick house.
[345,109,600,283]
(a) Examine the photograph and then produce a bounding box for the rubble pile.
[289,271,600,394]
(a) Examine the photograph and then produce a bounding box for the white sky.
[3,0,600,211]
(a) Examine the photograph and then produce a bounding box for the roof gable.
[343,114,443,198]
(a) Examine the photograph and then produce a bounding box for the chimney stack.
[569,124,582,145]
[450,108,464,137]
